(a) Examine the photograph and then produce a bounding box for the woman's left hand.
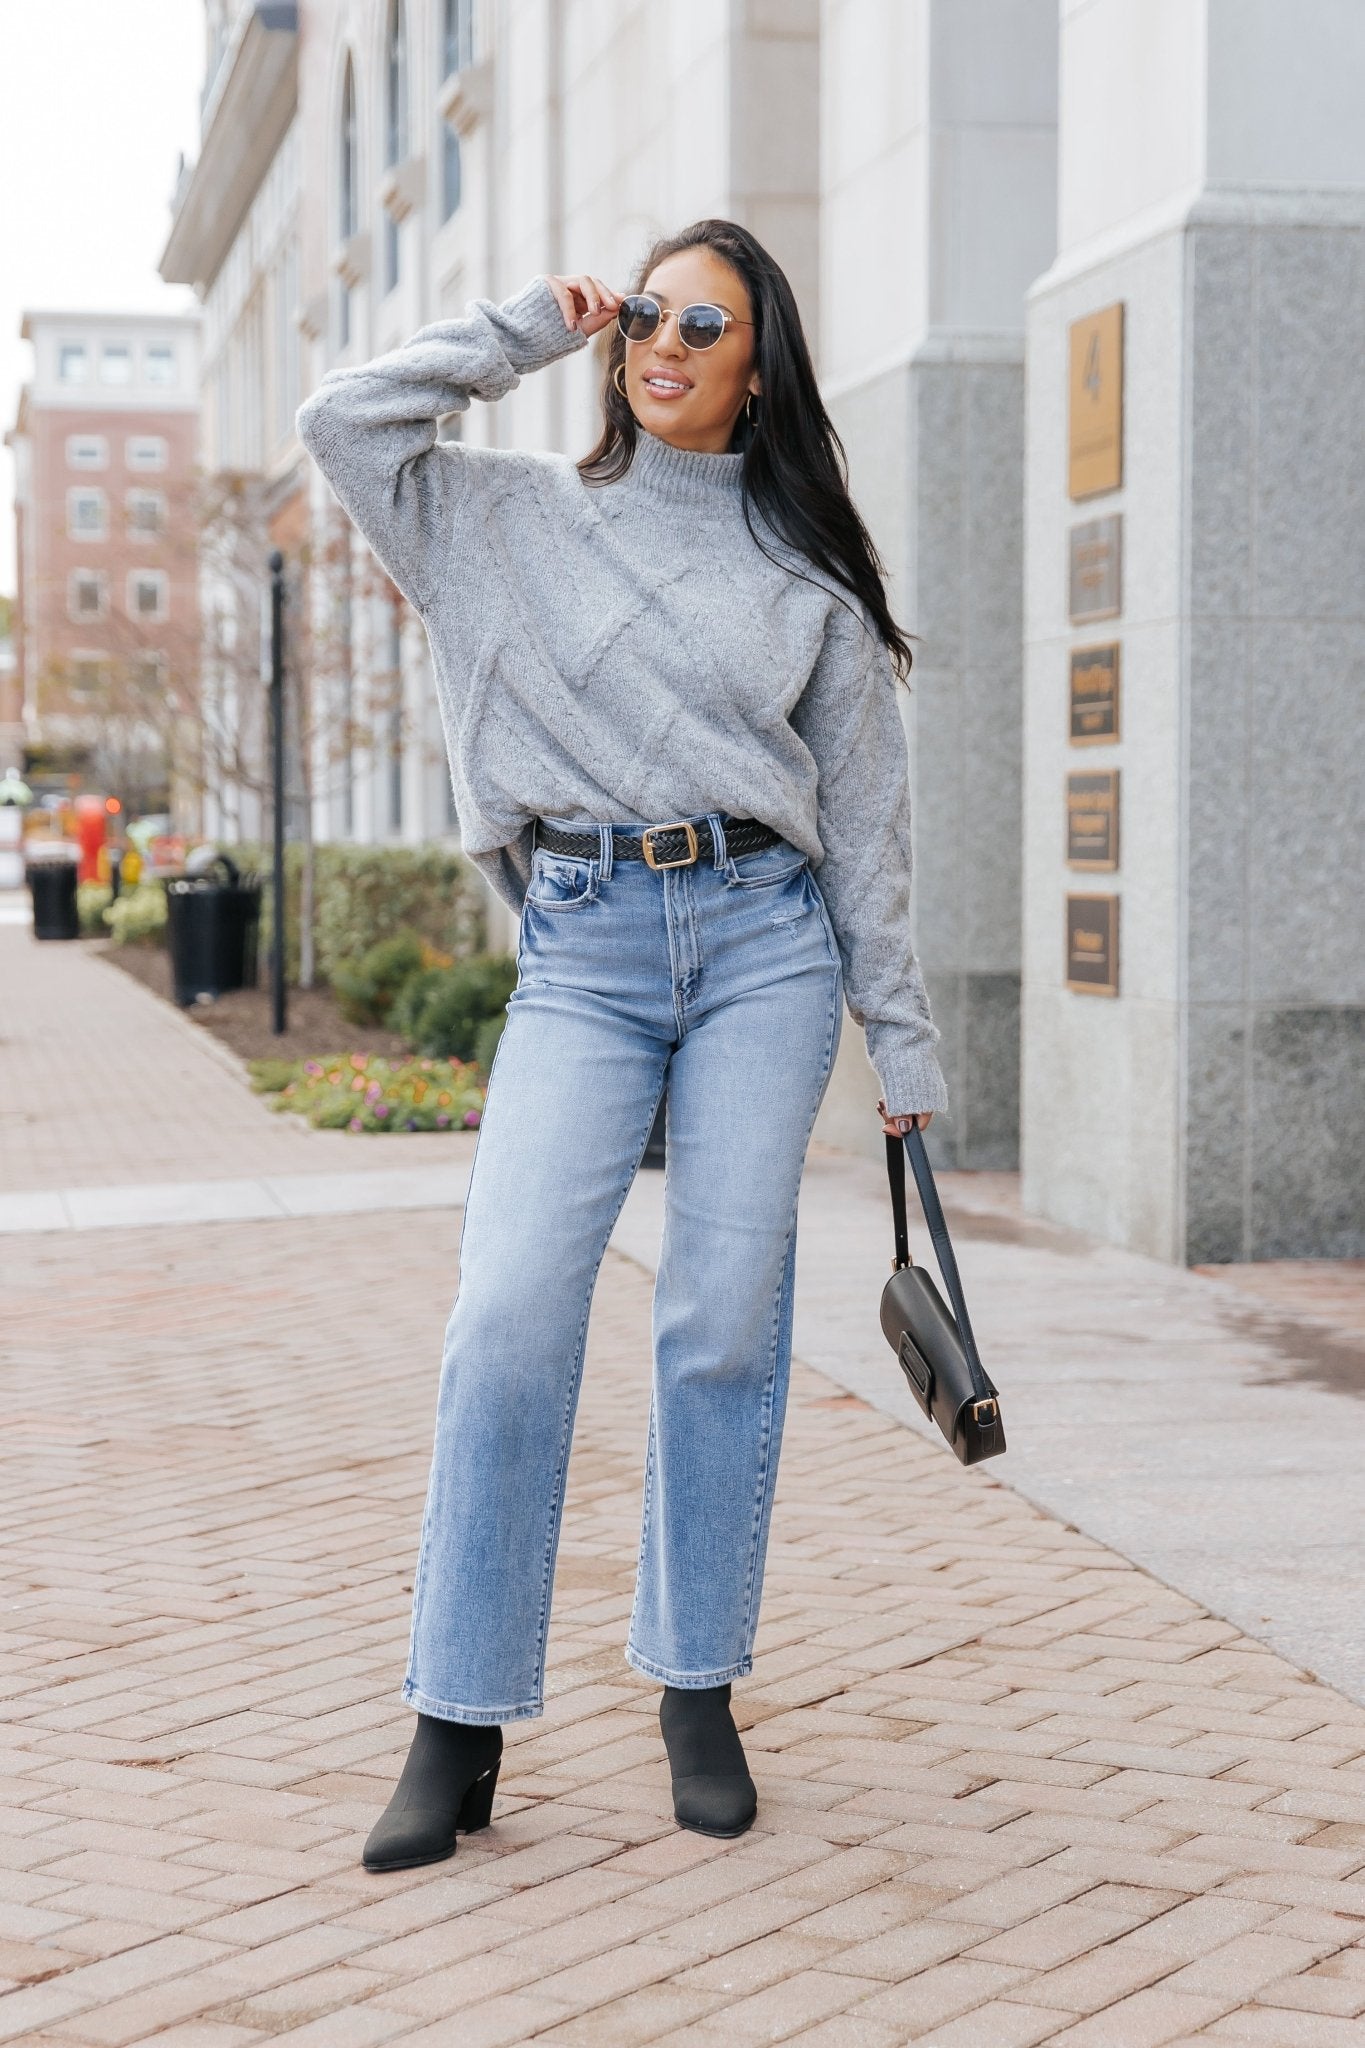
[878,1098,933,1136]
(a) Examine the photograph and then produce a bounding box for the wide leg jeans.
[403,813,844,1723]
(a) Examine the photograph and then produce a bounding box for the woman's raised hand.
[544,273,623,339]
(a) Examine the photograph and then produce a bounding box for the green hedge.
[76,880,113,937]
[103,882,168,946]
[222,842,487,986]
[392,953,519,1063]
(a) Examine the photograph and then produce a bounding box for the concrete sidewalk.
[614,1154,1365,1711]
[0,921,478,1194]
[2,916,1364,2044]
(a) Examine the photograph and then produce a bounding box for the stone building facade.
[160,0,1364,1260]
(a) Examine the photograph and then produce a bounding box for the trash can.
[25,843,81,940]
[164,852,261,1006]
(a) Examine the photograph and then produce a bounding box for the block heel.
[361,1714,504,1872]
[456,1759,500,1833]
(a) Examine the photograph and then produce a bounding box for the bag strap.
[884,1126,993,1404]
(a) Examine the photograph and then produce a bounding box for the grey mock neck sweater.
[295,274,947,1116]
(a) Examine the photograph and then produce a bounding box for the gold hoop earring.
[613,363,628,399]
[746,391,760,425]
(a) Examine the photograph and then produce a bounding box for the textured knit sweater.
[294,274,947,1115]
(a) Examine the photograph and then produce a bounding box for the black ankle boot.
[362,1714,503,1872]
[659,1682,757,1838]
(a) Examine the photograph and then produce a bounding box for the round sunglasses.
[616,293,754,353]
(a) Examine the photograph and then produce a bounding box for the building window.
[70,656,104,698]
[126,436,168,471]
[338,557,355,836]
[340,58,358,237]
[387,605,404,834]
[441,123,462,221]
[385,1,408,166]
[66,435,107,469]
[69,570,107,620]
[67,488,107,540]
[58,343,88,383]
[131,651,166,701]
[127,569,168,622]
[126,489,166,539]
[100,344,133,385]
[443,0,475,75]
[383,0,407,294]
[275,239,301,446]
[338,56,357,348]
[145,344,177,386]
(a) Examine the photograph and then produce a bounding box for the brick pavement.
[2,1211,1364,2046]
[0,926,472,1193]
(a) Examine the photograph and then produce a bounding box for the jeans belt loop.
[598,822,612,881]
[705,813,726,868]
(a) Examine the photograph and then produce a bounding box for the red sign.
[146,834,188,874]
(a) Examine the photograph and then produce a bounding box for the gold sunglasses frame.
[617,294,754,352]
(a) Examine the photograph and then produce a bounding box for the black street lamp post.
[268,549,287,1037]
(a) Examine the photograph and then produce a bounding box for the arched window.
[442,124,462,222]
[339,57,357,240]
[443,0,475,77]
[385,0,408,168]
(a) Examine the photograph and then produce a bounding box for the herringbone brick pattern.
[2,1213,1363,2045]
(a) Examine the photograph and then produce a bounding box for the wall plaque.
[1068,514,1122,623]
[1068,303,1124,499]
[1069,642,1120,743]
[1066,894,1119,996]
[1066,768,1120,870]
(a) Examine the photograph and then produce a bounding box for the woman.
[294,217,947,1869]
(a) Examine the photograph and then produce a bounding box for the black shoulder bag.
[879,1123,1006,1465]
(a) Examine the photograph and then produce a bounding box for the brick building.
[3,310,202,810]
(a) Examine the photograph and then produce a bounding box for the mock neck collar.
[622,422,746,501]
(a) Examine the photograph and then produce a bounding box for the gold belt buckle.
[641,821,699,870]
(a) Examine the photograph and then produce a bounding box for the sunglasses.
[616,293,754,353]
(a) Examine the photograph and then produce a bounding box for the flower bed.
[249,1052,486,1133]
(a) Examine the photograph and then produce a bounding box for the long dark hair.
[576,218,918,683]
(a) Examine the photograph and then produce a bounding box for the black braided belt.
[533,814,782,871]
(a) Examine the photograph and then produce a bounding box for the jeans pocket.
[722,839,810,890]
[525,850,600,911]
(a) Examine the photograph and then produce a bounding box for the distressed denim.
[403,812,844,1724]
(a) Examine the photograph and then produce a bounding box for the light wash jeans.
[403,812,844,1724]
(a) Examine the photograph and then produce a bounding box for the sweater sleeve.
[790,601,949,1119]
[294,274,589,613]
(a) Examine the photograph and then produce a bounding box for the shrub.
[389,964,451,1043]
[77,880,112,936]
[473,1010,507,1074]
[249,1052,485,1133]
[399,952,518,1061]
[247,1058,297,1095]
[330,928,432,1025]
[220,841,485,986]
[104,882,167,946]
